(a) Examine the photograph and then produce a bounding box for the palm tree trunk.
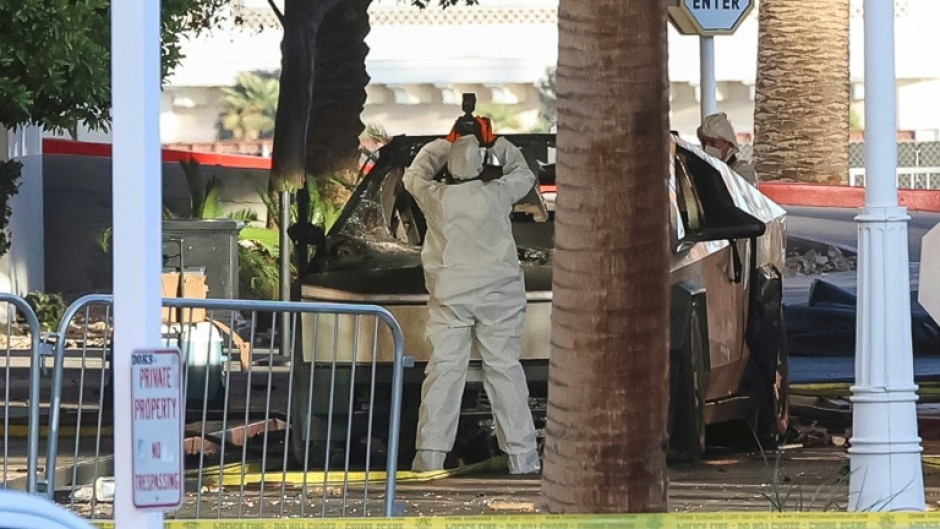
[543,0,670,514]
[753,0,850,183]
[305,0,372,203]
[270,0,343,192]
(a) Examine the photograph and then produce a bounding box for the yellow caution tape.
[187,453,940,485]
[191,455,510,487]
[87,512,940,529]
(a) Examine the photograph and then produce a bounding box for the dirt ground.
[53,444,940,520]
[47,413,940,520]
[7,362,940,520]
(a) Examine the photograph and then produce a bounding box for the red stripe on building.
[37,139,940,213]
[759,182,940,213]
[42,138,273,170]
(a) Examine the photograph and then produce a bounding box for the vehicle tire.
[743,265,790,449]
[761,336,790,444]
[668,285,710,464]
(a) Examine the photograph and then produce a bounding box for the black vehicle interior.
[384,151,556,252]
[388,168,425,246]
[308,134,774,295]
[326,135,763,267]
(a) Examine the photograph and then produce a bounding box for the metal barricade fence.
[0,294,47,497]
[46,295,407,520]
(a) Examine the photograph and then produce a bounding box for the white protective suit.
[403,135,541,474]
[698,112,758,185]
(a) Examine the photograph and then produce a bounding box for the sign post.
[667,0,754,121]
[112,0,164,526]
[699,37,718,121]
[130,349,184,510]
[669,0,755,35]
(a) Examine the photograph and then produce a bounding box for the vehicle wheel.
[752,315,789,448]
[744,266,790,449]
[668,288,710,464]
[766,342,790,439]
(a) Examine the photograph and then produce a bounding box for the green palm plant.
[98,158,343,300]
[176,159,282,299]
[239,176,341,299]
[218,71,280,141]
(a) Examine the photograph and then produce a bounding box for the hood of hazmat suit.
[698,112,740,157]
[446,135,485,180]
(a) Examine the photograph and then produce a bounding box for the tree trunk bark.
[270,0,343,192]
[543,0,670,514]
[305,0,372,202]
[753,0,850,183]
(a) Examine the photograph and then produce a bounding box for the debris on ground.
[785,245,857,277]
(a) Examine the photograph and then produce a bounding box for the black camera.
[453,93,480,137]
[461,92,476,115]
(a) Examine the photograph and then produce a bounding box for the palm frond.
[200,177,224,219]
[227,208,260,222]
[180,159,205,217]
[239,226,280,257]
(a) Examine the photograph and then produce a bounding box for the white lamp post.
[848,0,925,512]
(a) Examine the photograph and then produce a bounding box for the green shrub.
[25,291,66,332]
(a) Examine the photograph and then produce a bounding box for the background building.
[165,0,940,145]
[52,0,940,148]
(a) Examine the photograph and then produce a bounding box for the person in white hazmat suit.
[697,112,758,185]
[403,133,541,474]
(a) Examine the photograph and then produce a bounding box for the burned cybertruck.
[292,133,788,465]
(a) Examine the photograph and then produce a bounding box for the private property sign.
[130,348,183,510]
[668,0,754,36]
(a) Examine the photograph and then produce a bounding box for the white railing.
[848,167,940,189]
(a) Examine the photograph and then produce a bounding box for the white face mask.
[703,145,727,161]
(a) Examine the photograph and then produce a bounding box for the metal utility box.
[161,321,225,403]
[162,220,243,299]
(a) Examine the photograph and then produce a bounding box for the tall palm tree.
[270,0,478,295]
[270,0,474,192]
[752,0,850,183]
[218,71,280,140]
[270,0,343,192]
[543,0,670,514]
[305,0,372,183]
